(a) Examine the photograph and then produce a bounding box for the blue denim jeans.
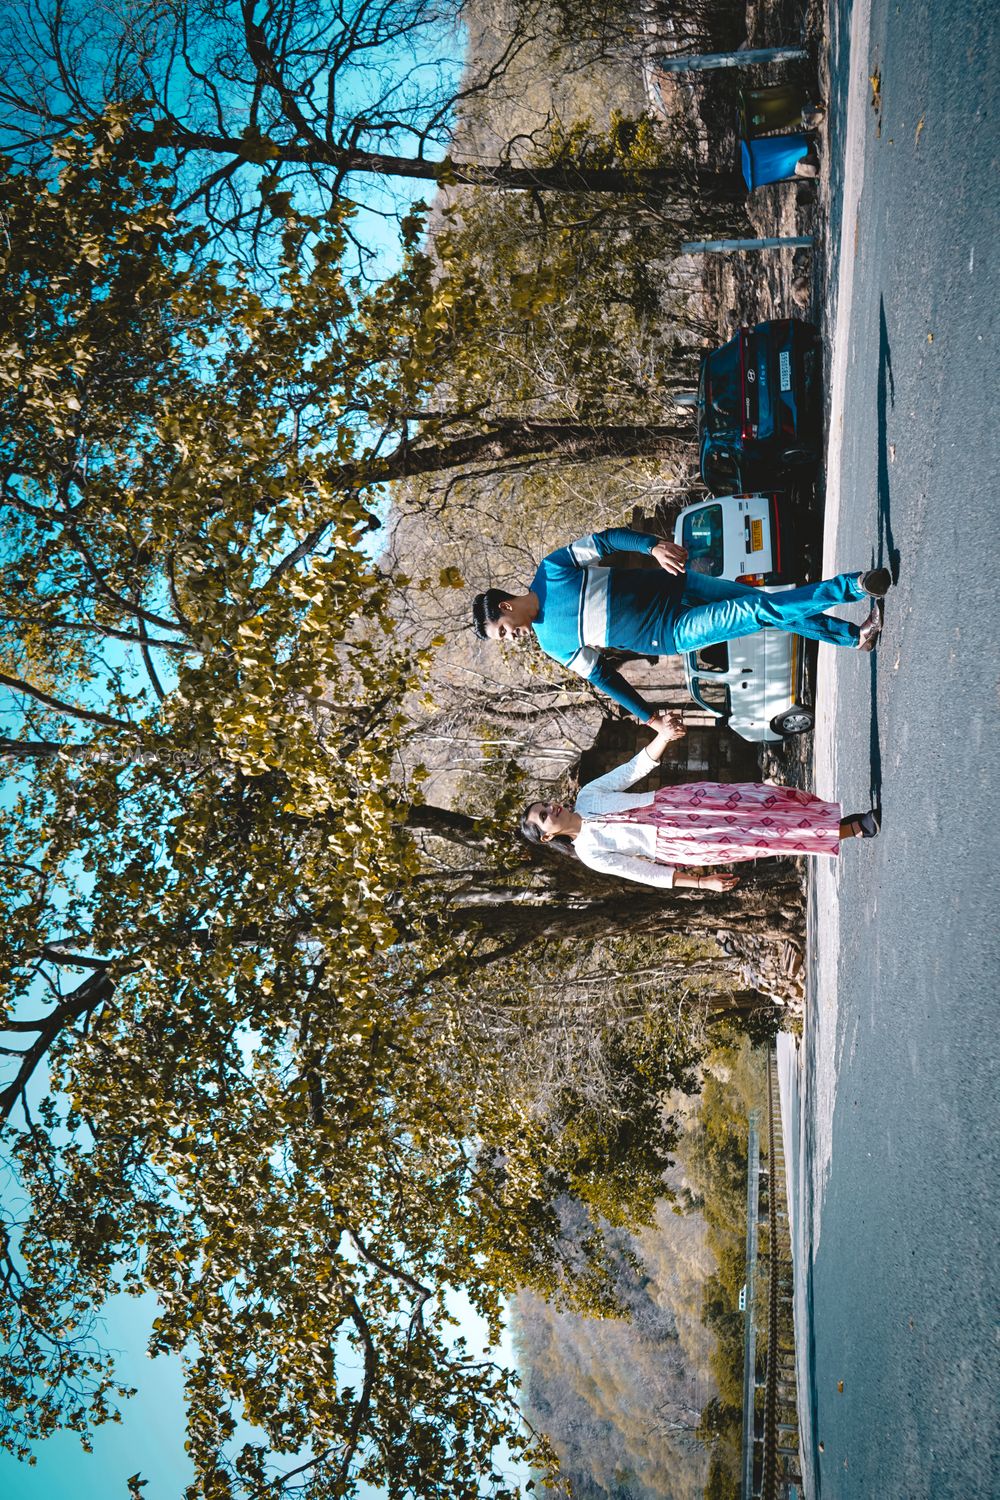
[673,570,867,653]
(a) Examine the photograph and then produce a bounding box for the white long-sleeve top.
[573,748,677,889]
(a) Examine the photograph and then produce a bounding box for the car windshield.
[703,338,741,432]
[682,504,724,576]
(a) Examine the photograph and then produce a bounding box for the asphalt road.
[799,0,1000,1496]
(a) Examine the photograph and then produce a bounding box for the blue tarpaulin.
[740,132,810,188]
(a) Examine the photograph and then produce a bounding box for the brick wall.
[577,713,760,789]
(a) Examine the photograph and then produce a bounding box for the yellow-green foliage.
[0,122,650,1495]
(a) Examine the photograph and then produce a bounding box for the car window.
[692,676,730,712]
[682,504,724,577]
[703,448,740,491]
[695,642,729,671]
[703,339,741,431]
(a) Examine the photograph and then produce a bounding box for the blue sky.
[0,1294,191,1500]
[0,1290,526,1500]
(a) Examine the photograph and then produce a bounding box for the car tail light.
[769,494,782,575]
[738,328,756,442]
[737,573,765,585]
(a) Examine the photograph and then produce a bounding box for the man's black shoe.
[859,568,892,597]
[858,601,884,652]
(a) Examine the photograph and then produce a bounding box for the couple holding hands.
[472,522,887,892]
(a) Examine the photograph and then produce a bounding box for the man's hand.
[650,540,687,575]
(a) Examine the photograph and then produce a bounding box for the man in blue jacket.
[471,526,888,723]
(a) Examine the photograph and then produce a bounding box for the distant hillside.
[512,1131,716,1500]
[455,0,650,162]
[511,1042,767,1500]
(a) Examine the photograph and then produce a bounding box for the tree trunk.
[404,803,484,846]
[324,420,691,493]
[405,802,804,944]
[445,888,800,946]
[162,128,743,201]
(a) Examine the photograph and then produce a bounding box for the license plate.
[749,519,764,552]
[779,349,792,391]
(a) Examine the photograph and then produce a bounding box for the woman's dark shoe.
[845,810,880,838]
[859,567,892,597]
[857,600,884,651]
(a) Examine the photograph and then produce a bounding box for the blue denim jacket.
[530,528,685,720]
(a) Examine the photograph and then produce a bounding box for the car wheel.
[771,706,814,737]
[781,445,817,468]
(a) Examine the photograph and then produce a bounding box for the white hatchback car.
[673,493,814,743]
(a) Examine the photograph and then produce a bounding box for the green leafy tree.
[427,152,710,433]
[0,101,795,1496]
[0,130,577,1496]
[0,117,760,1498]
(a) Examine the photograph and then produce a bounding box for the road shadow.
[868,298,900,811]
[876,298,901,585]
[805,1257,823,1500]
[868,651,881,810]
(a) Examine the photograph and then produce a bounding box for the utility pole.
[682,236,814,254]
[656,47,807,74]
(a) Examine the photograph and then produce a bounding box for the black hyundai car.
[697,318,821,494]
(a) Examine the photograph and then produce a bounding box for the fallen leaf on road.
[837,1380,845,1393]
[870,69,882,136]
[915,114,925,142]
[927,332,934,343]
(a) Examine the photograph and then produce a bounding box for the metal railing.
[760,1047,801,1499]
[740,1113,762,1500]
[741,1047,802,1500]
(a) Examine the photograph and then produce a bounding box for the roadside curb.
[798,0,874,1494]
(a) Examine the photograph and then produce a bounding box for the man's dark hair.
[471,588,515,639]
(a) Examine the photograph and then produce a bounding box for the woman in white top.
[520,711,879,893]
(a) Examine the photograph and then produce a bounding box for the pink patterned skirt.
[605,782,842,865]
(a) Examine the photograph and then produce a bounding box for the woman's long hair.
[519,803,579,860]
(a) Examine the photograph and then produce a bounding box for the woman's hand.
[646,709,685,739]
[644,709,686,763]
[674,869,740,892]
